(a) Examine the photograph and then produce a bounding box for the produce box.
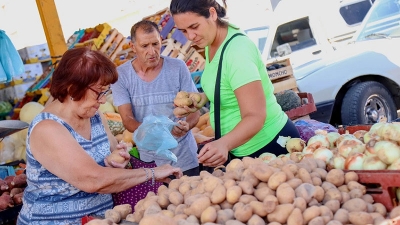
[18,43,51,64]
[285,92,316,120]
[267,58,293,81]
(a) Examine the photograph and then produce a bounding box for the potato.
[348,211,373,225]
[263,195,279,213]
[308,216,325,225]
[323,188,342,203]
[174,204,188,215]
[184,196,211,218]
[246,214,265,225]
[326,169,345,187]
[201,206,217,223]
[341,191,350,204]
[174,96,193,107]
[113,204,132,219]
[286,178,303,190]
[349,188,364,199]
[347,181,366,194]
[254,186,275,202]
[374,202,387,217]
[313,186,325,202]
[240,169,259,187]
[333,208,349,224]
[341,198,367,212]
[178,182,192,196]
[293,197,307,212]
[319,205,333,221]
[303,205,321,224]
[239,194,257,204]
[297,167,313,184]
[362,194,374,204]
[216,209,234,224]
[220,200,233,210]
[126,210,143,223]
[390,205,400,219]
[337,185,349,193]
[157,194,170,209]
[225,220,246,225]
[326,220,344,225]
[324,199,340,214]
[223,179,236,189]
[295,183,316,203]
[312,167,328,180]
[160,209,174,218]
[234,204,253,223]
[268,171,287,190]
[104,209,121,223]
[276,182,295,204]
[85,219,114,225]
[287,207,303,225]
[321,181,337,192]
[312,176,322,186]
[144,204,162,216]
[106,150,125,164]
[238,180,254,195]
[267,203,294,224]
[169,179,182,191]
[210,184,226,204]
[226,185,242,204]
[169,191,184,205]
[249,201,267,217]
[344,171,359,184]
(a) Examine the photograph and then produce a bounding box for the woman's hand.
[173,92,208,118]
[104,143,131,168]
[171,120,190,138]
[197,139,229,167]
[154,164,183,183]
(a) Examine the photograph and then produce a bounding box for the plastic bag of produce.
[133,115,179,162]
[295,119,338,142]
[0,30,24,82]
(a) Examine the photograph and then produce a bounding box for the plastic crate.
[285,92,317,120]
[0,166,15,179]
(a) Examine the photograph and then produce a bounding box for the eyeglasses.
[88,86,111,100]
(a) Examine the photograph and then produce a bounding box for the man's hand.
[171,120,190,138]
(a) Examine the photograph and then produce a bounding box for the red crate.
[337,124,372,134]
[344,170,400,212]
[285,92,317,120]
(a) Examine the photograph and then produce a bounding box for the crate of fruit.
[267,58,293,81]
[285,92,316,120]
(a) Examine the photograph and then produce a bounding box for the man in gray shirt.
[111,20,200,176]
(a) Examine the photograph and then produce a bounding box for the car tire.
[341,81,397,125]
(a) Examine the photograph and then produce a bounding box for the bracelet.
[150,168,155,186]
[142,167,149,182]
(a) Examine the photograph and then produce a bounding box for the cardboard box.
[267,58,293,81]
[18,43,50,63]
[22,63,43,79]
[185,48,205,73]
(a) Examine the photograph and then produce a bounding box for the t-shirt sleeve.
[225,36,262,91]
[177,59,198,93]
[111,64,131,107]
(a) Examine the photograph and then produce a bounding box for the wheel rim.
[364,94,392,123]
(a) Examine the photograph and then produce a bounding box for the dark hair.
[130,20,160,43]
[50,47,118,103]
[170,0,228,27]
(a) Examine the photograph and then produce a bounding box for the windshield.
[355,0,400,41]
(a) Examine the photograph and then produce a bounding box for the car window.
[270,17,316,58]
[245,26,270,55]
[340,0,373,25]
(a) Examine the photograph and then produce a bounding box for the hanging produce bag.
[0,64,7,83]
[0,30,24,82]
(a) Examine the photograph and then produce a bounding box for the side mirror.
[277,43,292,57]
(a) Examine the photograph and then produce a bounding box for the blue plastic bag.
[0,30,24,82]
[133,115,179,162]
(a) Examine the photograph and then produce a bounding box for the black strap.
[214,33,245,139]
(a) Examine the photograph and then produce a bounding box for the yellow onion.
[313,147,334,164]
[338,139,365,158]
[307,134,330,149]
[369,122,386,134]
[259,152,277,163]
[326,132,341,148]
[335,134,357,147]
[362,155,387,170]
[388,158,400,170]
[365,139,379,156]
[375,140,400,165]
[353,130,368,142]
[286,138,306,153]
[344,153,366,170]
[379,123,400,143]
[332,155,345,170]
[289,152,304,162]
[363,131,381,145]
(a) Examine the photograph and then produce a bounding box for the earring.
[70,96,74,101]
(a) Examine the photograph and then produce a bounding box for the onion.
[276,135,291,148]
[286,138,306,153]
[365,139,378,156]
[259,152,277,163]
[353,130,368,142]
[335,134,357,147]
[380,123,400,143]
[338,139,365,158]
[375,140,400,165]
[332,155,345,170]
[344,153,366,170]
[307,134,330,149]
[326,132,341,148]
[289,152,304,162]
[313,147,334,164]
[362,155,387,170]
[388,158,400,170]
[363,131,380,144]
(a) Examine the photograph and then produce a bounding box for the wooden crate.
[267,58,293,81]
[272,75,298,94]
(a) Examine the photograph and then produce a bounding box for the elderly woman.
[17,47,182,225]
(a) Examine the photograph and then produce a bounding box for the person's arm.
[29,120,181,194]
[198,80,266,167]
[118,104,141,133]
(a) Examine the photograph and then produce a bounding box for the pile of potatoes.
[90,156,400,225]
